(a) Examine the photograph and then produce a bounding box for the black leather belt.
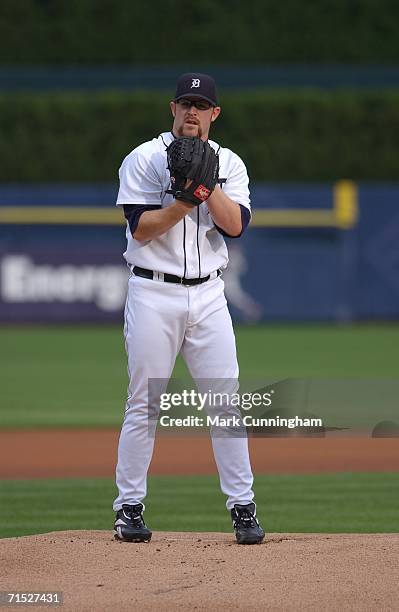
[133,266,220,286]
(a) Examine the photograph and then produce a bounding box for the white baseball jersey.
[116,132,251,278]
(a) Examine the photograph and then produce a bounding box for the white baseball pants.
[113,273,255,511]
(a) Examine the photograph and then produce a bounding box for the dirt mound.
[1,530,398,611]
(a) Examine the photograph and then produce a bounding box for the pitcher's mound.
[1,531,398,611]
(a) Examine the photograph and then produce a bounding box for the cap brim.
[174,94,217,106]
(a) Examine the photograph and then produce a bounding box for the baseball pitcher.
[113,73,265,545]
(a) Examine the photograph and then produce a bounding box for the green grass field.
[1,473,398,539]
[1,323,398,428]
[1,324,398,539]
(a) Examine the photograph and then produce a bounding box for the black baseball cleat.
[231,503,265,545]
[114,503,152,543]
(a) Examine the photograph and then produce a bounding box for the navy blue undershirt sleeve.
[214,204,251,238]
[123,204,162,236]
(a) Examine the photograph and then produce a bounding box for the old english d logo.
[191,79,200,88]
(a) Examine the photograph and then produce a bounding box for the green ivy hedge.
[1,90,399,181]
[1,0,399,63]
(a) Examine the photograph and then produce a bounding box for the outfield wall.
[0,183,398,322]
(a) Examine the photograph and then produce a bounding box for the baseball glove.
[166,136,219,206]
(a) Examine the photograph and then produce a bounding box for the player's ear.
[211,106,221,122]
[170,101,176,118]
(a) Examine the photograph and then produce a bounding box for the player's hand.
[167,137,219,206]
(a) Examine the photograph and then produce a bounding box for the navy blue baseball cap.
[174,73,218,106]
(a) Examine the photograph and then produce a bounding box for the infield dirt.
[1,530,398,611]
[1,430,399,478]
[2,431,399,610]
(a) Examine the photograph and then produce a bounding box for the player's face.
[170,98,221,140]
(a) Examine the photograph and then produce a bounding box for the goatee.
[178,125,203,138]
